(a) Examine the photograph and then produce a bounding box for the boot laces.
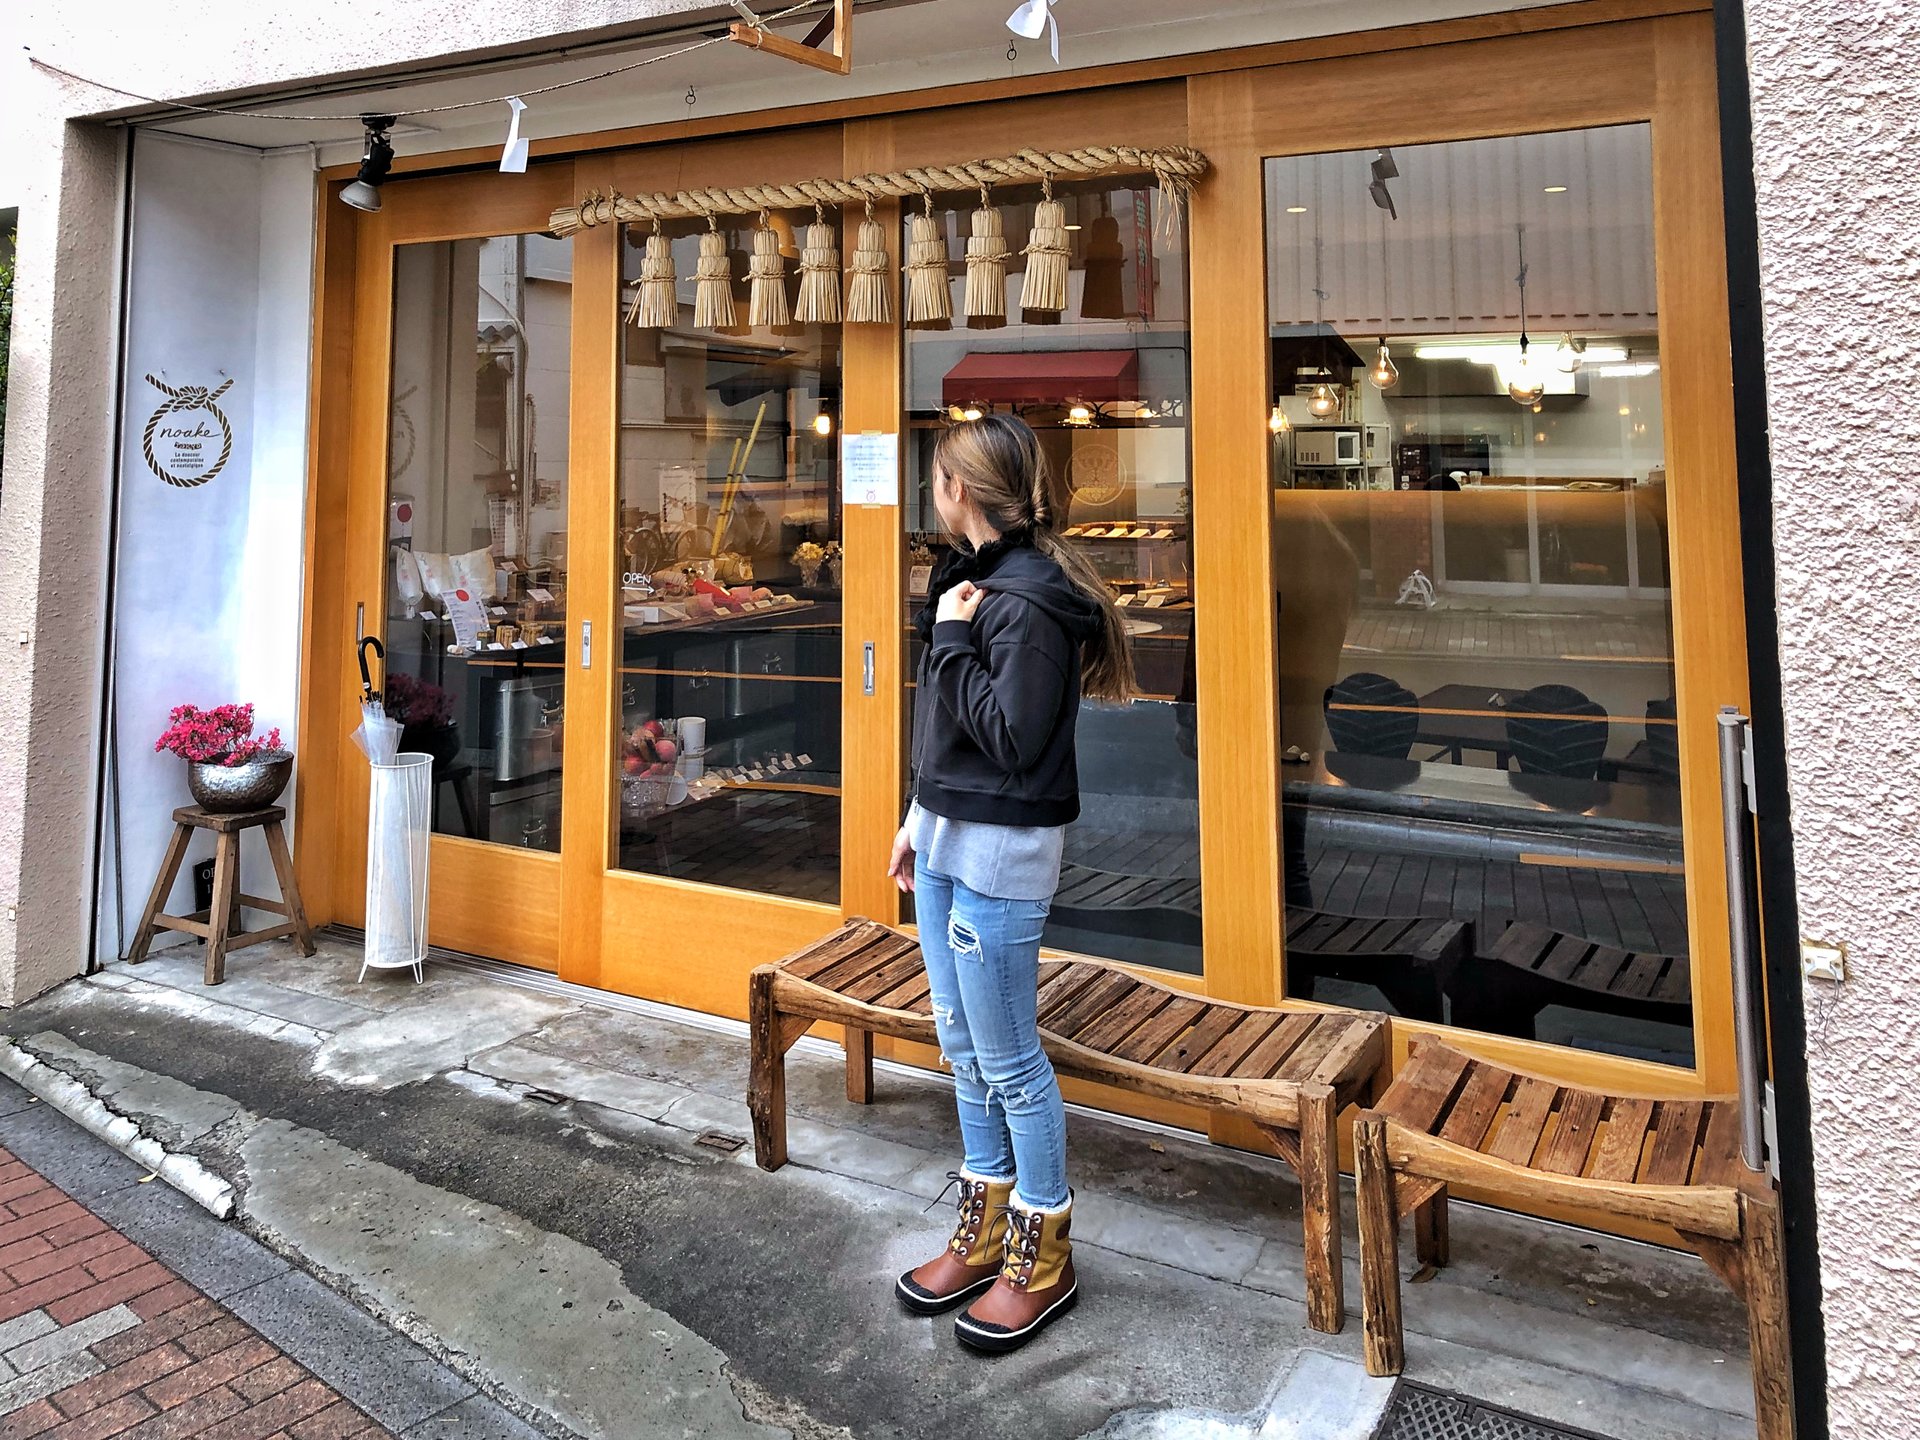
[997,1205,1044,1287]
[930,1172,990,1257]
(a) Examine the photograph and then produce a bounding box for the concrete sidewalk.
[0,937,1757,1440]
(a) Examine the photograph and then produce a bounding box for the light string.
[23,0,822,126]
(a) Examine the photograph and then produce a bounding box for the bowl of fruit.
[621,718,685,813]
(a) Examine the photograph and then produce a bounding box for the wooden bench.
[1451,921,1691,1039]
[1353,1039,1792,1439]
[749,918,1389,1334]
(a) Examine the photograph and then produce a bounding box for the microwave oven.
[1292,428,1363,467]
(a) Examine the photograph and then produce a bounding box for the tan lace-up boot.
[896,1171,1016,1315]
[953,1191,1077,1352]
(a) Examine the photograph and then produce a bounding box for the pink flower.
[154,703,288,766]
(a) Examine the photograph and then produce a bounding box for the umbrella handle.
[358,636,386,701]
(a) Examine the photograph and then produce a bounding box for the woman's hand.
[936,580,986,625]
[886,824,916,892]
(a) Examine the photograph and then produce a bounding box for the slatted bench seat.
[1283,910,1471,1024]
[1353,1039,1792,1439]
[1451,921,1691,1039]
[749,918,1389,1334]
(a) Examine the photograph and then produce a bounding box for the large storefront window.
[384,233,573,852]
[902,179,1199,975]
[613,217,843,904]
[1266,125,1691,1064]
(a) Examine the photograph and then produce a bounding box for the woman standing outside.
[886,414,1135,1352]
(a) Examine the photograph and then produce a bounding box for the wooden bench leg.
[1297,1086,1345,1335]
[1740,1189,1795,1440]
[844,1026,874,1104]
[204,832,240,986]
[1414,1188,1449,1270]
[749,969,792,1171]
[261,820,317,957]
[1355,1115,1406,1377]
[128,824,193,963]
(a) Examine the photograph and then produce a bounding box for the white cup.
[679,754,705,782]
[679,716,706,752]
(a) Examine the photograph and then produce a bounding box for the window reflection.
[902,179,1201,975]
[1267,126,1692,1065]
[384,234,573,852]
[613,218,842,904]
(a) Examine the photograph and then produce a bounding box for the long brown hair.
[931,414,1136,703]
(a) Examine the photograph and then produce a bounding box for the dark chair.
[1323,673,1419,760]
[1644,696,1680,776]
[1504,683,1608,779]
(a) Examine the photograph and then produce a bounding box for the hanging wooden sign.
[141,374,235,489]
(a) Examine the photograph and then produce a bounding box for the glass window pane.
[1266,125,1692,1065]
[613,219,842,903]
[385,233,572,851]
[902,180,1199,975]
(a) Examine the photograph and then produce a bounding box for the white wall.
[99,134,313,957]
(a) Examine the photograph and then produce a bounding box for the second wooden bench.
[748,918,1389,1334]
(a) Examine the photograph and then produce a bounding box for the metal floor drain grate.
[1376,1383,1616,1440]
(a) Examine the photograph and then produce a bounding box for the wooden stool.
[128,806,315,984]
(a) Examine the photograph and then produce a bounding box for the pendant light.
[1308,383,1341,418]
[1369,339,1399,390]
[1269,404,1291,435]
[1555,333,1587,374]
[1507,225,1546,407]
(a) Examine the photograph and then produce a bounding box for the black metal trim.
[1711,2,1828,1434]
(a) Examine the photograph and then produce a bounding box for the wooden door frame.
[1186,11,1745,1105]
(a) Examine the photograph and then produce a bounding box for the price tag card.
[909,564,932,597]
[510,639,529,650]
[842,431,899,506]
[1116,593,1136,607]
[490,606,508,618]
[528,588,554,603]
[1144,594,1167,608]
[439,589,491,651]
[486,642,506,652]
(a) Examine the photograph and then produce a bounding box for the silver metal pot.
[187,752,294,813]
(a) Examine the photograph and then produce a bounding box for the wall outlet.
[1800,938,1848,984]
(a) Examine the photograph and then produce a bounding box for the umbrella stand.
[351,635,430,982]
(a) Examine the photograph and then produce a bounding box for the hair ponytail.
[930,414,1137,703]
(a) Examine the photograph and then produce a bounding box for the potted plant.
[154,703,293,813]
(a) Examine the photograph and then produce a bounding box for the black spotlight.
[340,115,397,212]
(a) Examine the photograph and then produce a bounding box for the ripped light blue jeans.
[915,853,1070,1208]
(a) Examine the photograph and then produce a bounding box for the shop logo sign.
[142,374,235,488]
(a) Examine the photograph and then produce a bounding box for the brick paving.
[0,1149,389,1439]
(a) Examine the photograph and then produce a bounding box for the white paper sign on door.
[842,431,899,506]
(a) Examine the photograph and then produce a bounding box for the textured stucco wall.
[1744,1,1920,1435]
[0,96,122,1004]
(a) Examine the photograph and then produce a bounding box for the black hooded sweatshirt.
[909,536,1104,827]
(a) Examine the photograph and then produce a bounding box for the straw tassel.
[964,187,1010,325]
[631,221,678,329]
[795,206,842,324]
[845,201,892,325]
[693,216,736,329]
[1021,175,1070,315]
[748,213,790,328]
[904,193,952,328]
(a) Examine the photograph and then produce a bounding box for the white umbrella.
[351,637,402,763]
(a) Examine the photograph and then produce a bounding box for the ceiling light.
[1619,405,1632,416]
[1544,185,1568,194]
[1065,403,1095,427]
[1269,404,1291,435]
[1415,342,1628,365]
[339,114,396,212]
[1064,223,1083,231]
[1555,333,1586,373]
[811,412,834,437]
[1507,338,1546,406]
[1307,384,1341,419]
[1286,205,1308,214]
[1594,361,1660,378]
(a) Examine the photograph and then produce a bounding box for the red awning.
[942,349,1140,405]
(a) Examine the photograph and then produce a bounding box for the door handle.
[863,642,875,696]
[580,620,592,670]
